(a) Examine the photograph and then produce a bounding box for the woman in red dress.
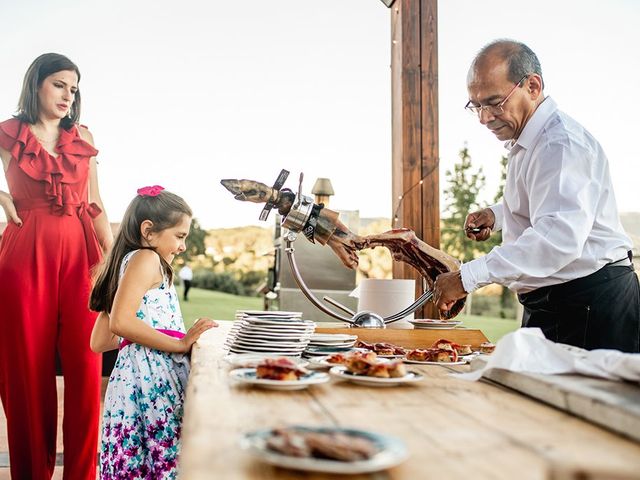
[0,53,112,479]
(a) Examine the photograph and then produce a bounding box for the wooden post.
[391,0,439,318]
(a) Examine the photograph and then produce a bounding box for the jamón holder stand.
[263,170,433,329]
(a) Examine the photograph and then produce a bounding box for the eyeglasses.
[465,74,529,116]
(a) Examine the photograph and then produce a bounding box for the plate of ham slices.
[240,425,408,474]
[229,357,329,390]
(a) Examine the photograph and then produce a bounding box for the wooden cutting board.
[315,325,489,349]
[471,356,640,443]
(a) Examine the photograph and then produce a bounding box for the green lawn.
[178,287,520,342]
[178,286,262,328]
[458,314,520,343]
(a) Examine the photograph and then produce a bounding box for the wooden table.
[179,322,640,480]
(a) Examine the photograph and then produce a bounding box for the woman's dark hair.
[16,53,82,130]
[89,190,193,313]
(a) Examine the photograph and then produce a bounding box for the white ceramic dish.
[230,338,310,348]
[409,319,462,330]
[308,355,390,369]
[309,334,358,343]
[237,310,303,317]
[235,331,313,340]
[228,347,307,356]
[402,358,468,366]
[224,354,309,369]
[240,426,408,474]
[242,319,315,328]
[304,346,358,356]
[229,368,329,390]
[328,366,423,387]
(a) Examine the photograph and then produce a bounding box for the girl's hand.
[0,191,22,226]
[178,318,218,353]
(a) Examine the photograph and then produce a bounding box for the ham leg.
[220,178,466,318]
[355,229,466,318]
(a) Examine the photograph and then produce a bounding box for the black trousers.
[518,262,640,353]
[183,279,192,300]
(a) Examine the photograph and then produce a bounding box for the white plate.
[242,318,315,328]
[403,358,468,365]
[235,331,313,340]
[309,334,358,342]
[240,426,408,474]
[229,368,329,390]
[307,341,357,348]
[224,354,309,369]
[228,345,307,354]
[237,310,303,317]
[329,366,423,387]
[230,338,310,348]
[234,327,315,335]
[308,355,390,369]
[307,355,348,368]
[304,346,358,356]
[409,319,462,330]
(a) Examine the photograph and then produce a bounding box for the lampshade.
[311,178,335,196]
[380,0,396,7]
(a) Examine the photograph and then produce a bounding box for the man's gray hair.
[475,39,544,89]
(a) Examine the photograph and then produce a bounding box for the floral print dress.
[100,250,189,479]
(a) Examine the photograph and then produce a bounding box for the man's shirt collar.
[505,96,557,152]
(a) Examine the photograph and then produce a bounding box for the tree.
[182,217,208,262]
[441,145,486,262]
[441,148,513,317]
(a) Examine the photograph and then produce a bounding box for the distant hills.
[1,211,639,258]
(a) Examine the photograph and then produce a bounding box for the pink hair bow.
[137,185,165,197]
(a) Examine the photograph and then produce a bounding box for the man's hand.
[464,208,495,241]
[433,271,467,314]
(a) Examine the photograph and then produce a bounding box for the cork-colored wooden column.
[391,0,440,318]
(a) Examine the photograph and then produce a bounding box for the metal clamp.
[284,236,433,328]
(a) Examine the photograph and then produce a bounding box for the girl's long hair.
[89,190,192,313]
[16,53,82,130]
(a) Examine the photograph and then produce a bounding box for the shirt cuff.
[460,257,491,293]
[489,203,503,232]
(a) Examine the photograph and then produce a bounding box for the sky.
[0,0,638,229]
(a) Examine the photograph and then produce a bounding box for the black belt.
[519,250,634,305]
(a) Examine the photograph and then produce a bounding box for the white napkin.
[454,328,640,382]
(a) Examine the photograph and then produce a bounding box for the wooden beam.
[391,0,439,318]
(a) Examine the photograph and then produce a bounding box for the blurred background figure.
[180,263,194,301]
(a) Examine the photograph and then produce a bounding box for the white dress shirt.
[179,266,193,281]
[461,96,632,294]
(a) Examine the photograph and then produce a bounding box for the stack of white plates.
[304,333,358,357]
[225,311,316,357]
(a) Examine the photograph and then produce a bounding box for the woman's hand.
[178,318,218,353]
[0,191,22,226]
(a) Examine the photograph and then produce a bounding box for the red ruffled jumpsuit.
[0,118,102,479]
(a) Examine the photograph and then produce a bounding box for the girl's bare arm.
[90,312,119,353]
[109,250,214,353]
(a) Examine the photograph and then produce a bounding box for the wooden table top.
[179,321,640,480]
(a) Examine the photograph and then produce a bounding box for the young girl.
[89,185,216,478]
